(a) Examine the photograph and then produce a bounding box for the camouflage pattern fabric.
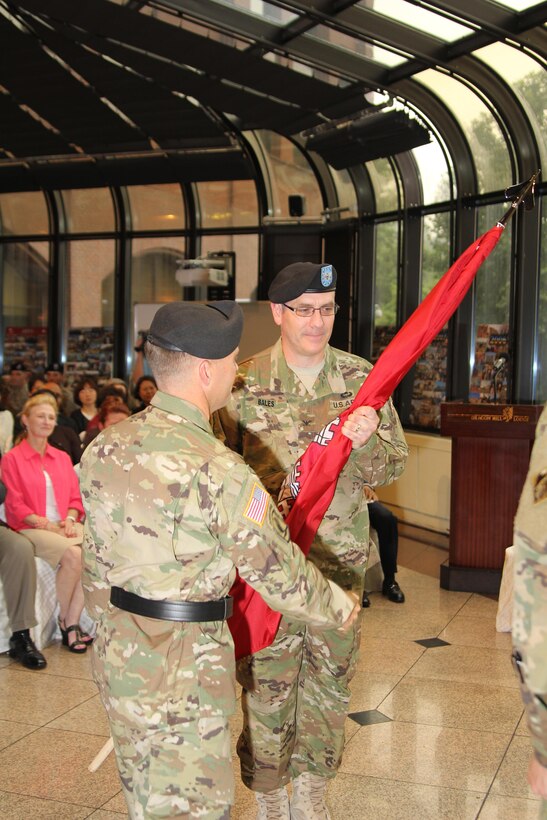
[80,390,354,819]
[214,339,407,787]
[236,615,361,792]
[513,402,547,812]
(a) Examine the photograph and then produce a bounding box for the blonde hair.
[16,393,58,445]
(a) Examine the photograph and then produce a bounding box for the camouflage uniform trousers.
[92,607,236,819]
[236,612,362,793]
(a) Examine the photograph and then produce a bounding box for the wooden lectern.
[440,403,542,594]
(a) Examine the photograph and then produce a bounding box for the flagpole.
[498,170,540,228]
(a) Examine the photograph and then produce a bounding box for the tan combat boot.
[290,772,331,820]
[255,786,290,819]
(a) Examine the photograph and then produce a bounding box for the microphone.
[493,353,509,373]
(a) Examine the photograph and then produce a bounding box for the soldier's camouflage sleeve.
[513,403,547,766]
[346,393,407,490]
[203,456,354,629]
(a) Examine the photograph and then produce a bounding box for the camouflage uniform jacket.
[215,339,408,588]
[513,403,547,767]
[80,390,353,629]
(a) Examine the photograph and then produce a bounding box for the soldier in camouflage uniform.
[214,263,408,818]
[80,300,360,820]
[513,403,547,813]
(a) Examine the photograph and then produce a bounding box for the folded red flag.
[229,224,505,659]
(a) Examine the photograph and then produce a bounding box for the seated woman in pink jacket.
[1,394,89,653]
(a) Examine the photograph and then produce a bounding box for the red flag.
[229,224,505,658]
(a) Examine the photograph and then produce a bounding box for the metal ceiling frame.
[0,0,544,191]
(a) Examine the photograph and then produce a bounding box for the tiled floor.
[0,537,540,819]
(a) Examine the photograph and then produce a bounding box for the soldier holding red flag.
[215,262,408,818]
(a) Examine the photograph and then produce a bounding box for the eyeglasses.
[283,303,340,318]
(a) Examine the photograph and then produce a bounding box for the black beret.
[268,262,337,303]
[10,362,27,372]
[147,301,243,359]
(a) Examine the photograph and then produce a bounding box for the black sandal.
[58,618,87,653]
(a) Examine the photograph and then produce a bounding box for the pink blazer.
[1,439,84,531]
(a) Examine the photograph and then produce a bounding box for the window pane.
[366,158,399,213]
[67,240,116,382]
[412,139,452,205]
[131,236,187,333]
[493,0,542,8]
[62,188,115,234]
[422,212,451,297]
[2,241,49,370]
[475,43,546,174]
[69,240,116,327]
[409,212,451,429]
[372,221,399,360]
[196,180,259,228]
[469,205,512,402]
[127,184,185,231]
[208,0,299,25]
[307,25,406,67]
[256,131,323,219]
[475,205,512,327]
[200,234,259,301]
[0,192,49,236]
[416,70,511,194]
[363,0,472,41]
[329,168,358,218]
[536,197,547,402]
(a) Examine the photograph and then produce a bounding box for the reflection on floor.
[0,536,539,819]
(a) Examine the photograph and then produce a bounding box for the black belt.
[110,587,233,622]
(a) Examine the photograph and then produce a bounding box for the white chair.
[0,556,95,653]
[0,556,60,652]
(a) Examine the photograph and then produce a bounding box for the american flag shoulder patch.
[243,483,269,527]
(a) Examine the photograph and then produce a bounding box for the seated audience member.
[28,374,47,395]
[42,382,79,432]
[45,361,77,416]
[362,485,405,607]
[86,386,127,433]
[70,376,99,436]
[82,399,131,450]
[101,378,130,405]
[1,394,89,653]
[6,362,30,415]
[0,384,14,456]
[0,480,46,669]
[24,388,83,466]
[132,375,157,414]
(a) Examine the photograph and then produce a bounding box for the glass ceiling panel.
[474,42,546,172]
[263,52,349,87]
[140,6,252,49]
[415,69,511,194]
[208,0,299,25]
[366,157,399,213]
[492,0,544,9]
[307,25,407,68]
[411,139,452,205]
[363,0,473,42]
